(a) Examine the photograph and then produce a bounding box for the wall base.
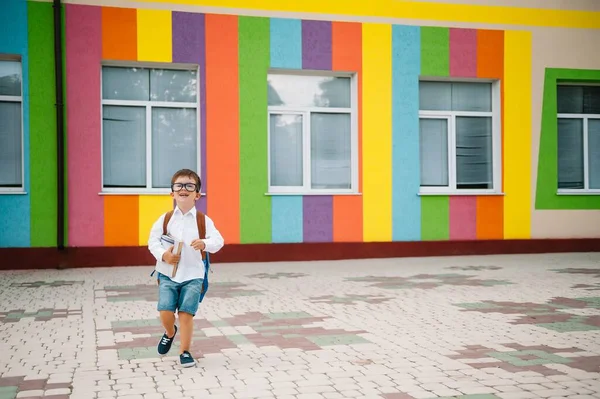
[1,238,599,270]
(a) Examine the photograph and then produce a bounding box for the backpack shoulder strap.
[162,210,174,235]
[196,211,206,239]
[196,211,207,260]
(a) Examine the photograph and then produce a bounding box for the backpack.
[153,209,211,303]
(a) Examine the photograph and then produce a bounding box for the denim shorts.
[157,273,203,316]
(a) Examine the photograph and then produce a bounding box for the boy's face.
[170,176,201,208]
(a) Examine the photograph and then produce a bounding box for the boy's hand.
[162,246,181,265]
[191,239,206,251]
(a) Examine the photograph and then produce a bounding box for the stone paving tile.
[345,274,513,290]
[1,252,600,399]
[453,297,600,332]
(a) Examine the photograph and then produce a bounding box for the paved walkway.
[1,253,600,399]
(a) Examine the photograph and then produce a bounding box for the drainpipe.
[53,0,65,251]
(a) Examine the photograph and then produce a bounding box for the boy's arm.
[202,215,224,253]
[148,214,167,262]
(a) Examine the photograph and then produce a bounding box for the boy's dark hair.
[171,169,201,192]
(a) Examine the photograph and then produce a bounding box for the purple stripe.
[172,12,207,213]
[301,20,332,70]
[300,20,332,242]
[303,196,333,242]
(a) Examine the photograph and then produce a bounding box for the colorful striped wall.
[0,0,56,248]
[63,4,533,247]
[1,1,534,248]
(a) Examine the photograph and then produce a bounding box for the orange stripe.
[476,29,504,239]
[205,15,240,243]
[476,196,504,239]
[104,196,139,246]
[332,21,363,242]
[101,7,137,61]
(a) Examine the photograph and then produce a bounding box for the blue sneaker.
[157,325,177,355]
[180,351,196,368]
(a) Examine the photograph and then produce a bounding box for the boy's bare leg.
[160,311,176,337]
[178,312,194,353]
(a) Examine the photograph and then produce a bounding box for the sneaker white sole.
[180,361,196,368]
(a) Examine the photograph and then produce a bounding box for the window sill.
[266,192,362,196]
[418,191,505,196]
[557,190,600,196]
[0,190,27,195]
[99,191,206,196]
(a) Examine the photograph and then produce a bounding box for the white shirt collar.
[174,205,197,217]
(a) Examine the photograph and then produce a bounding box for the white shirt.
[148,206,224,283]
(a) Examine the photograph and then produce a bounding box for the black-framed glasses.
[171,183,198,192]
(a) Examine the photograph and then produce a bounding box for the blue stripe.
[269,18,303,243]
[271,196,303,243]
[270,18,302,69]
[392,25,421,241]
[0,0,30,248]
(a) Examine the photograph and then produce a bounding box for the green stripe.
[535,68,600,210]
[420,27,449,77]
[28,2,57,247]
[421,196,449,240]
[239,16,271,243]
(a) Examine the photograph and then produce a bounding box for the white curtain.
[310,113,351,189]
[420,118,448,186]
[102,105,146,187]
[589,119,600,189]
[557,118,584,189]
[270,114,303,186]
[152,108,197,188]
[0,102,22,186]
[456,116,493,189]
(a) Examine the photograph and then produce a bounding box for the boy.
[148,169,224,367]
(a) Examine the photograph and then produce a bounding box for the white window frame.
[100,61,201,195]
[266,70,359,195]
[418,77,502,196]
[0,57,25,194]
[556,83,600,195]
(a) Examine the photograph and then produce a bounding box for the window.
[101,65,199,193]
[267,72,358,194]
[557,84,600,194]
[0,59,23,192]
[418,80,501,194]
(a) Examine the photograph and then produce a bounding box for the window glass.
[102,105,146,187]
[456,116,493,189]
[419,118,449,187]
[557,118,584,189]
[269,114,303,187]
[588,119,600,189]
[310,113,351,189]
[102,67,150,101]
[151,108,197,188]
[0,102,22,186]
[150,69,197,103]
[0,61,21,96]
[268,75,351,108]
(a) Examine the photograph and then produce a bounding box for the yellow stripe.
[503,30,532,239]
[138,195,173,246]
[131,0,599,29]
[137,9,172,62]
[362,23,392,242]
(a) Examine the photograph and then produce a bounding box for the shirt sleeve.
[148,213,167,262]
[203,214,224,254]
